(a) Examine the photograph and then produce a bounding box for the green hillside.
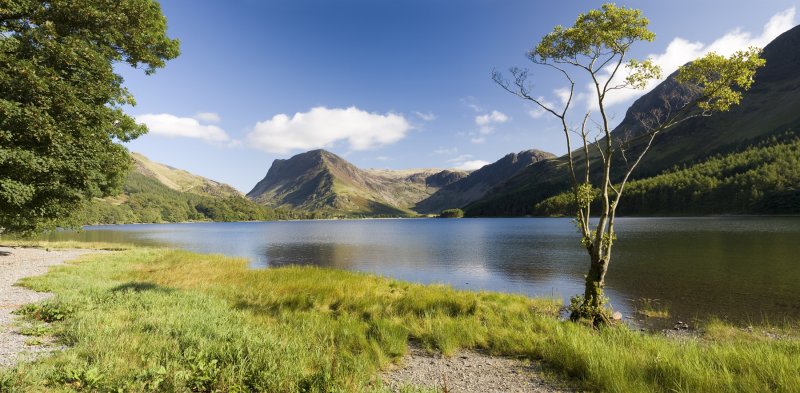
[534,132,800,216]
[73,155,308,225]
[465,24,800,217]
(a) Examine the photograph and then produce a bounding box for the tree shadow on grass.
[111,281,175,294]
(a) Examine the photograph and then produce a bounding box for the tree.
[0,0,179,234]
[493,3,764,325]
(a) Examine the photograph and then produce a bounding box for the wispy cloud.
[414,111,437,121]
[461,96,484,113]
[475,110,509,133]
[246,106,411,154]
[136,113,230,143]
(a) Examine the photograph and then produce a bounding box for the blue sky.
[121,0,799,192]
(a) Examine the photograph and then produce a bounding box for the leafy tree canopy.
[0,0,179,234]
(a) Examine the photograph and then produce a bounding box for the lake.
[47,217,800,328]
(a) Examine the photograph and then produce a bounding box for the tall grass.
[1,249,798,392]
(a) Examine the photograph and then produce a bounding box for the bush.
[439,208,464,218]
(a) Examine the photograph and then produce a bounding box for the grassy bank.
[1,249,799,392]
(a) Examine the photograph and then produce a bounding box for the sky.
[120,0,800,192]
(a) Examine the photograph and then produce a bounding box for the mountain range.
[80,24,800,222]
[464,23,800,216]
[245,148,553,216]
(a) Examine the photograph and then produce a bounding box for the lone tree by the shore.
[0,0,179,234]
[493,3,765,325]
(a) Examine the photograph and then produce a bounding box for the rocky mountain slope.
[246,148,558,216]
[246,150,468,216]
[466,24,800,216]
[414,149,555,213]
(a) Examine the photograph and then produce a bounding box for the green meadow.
[0,247,798,392]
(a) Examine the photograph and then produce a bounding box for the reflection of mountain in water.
[50,218,800,329]
[261,243,361,268]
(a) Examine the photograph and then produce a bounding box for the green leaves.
[532,3,654,64]
[0,0,179,234]
[626,58,662,89]
[677,47,766,113]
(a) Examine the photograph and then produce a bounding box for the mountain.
[247,149,468,216]
[130,152,241,198]
[75,153,294,224]
[414,149,555,213]
[466,24,800,216]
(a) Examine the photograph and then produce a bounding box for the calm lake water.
[48,217,800,328]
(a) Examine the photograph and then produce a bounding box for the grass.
[635,298,670,319]
[0,248,798,392]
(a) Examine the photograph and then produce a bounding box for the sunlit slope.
[246,149,467,216]
[466,24,800,216]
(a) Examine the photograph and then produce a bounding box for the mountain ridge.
[465,24,800,216]
[246,148,556,216]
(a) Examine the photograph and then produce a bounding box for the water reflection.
[48,217,800,327]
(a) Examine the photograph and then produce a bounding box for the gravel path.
[0,246,97,368]
[382,344,569,393]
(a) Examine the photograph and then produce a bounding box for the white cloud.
[470,136,486,144]
[528,96,555,119]
[136,113,230,142]
[446,154,489,170]
[595,7,796,109]
[246,106,410,154]
[475,110,509,134]
[194,112,221,123]
[375,156,390,161]
[414,111,437,121]
[454,160,490,171]
[554,88,572,106]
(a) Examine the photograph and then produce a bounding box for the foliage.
[1,249,799,392]
[72,172,311,224]
[677,47,766,112]
[0,0,179,234]
[494,2,764,323]
[438,208,464,218]
[535,134,800,216]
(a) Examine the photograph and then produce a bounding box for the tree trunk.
[584,253,608,308]
[570,251,611,325]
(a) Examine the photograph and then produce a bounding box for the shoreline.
[0,244,797,391]
[0,246,99,368]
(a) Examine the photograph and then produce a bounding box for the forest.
[534,132,800,216]
[72,172,310,225]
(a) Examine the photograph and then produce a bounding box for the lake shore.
[0,246,99,368]
[0,243,798,392]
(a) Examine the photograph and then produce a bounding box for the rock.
[612,311,623,321]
